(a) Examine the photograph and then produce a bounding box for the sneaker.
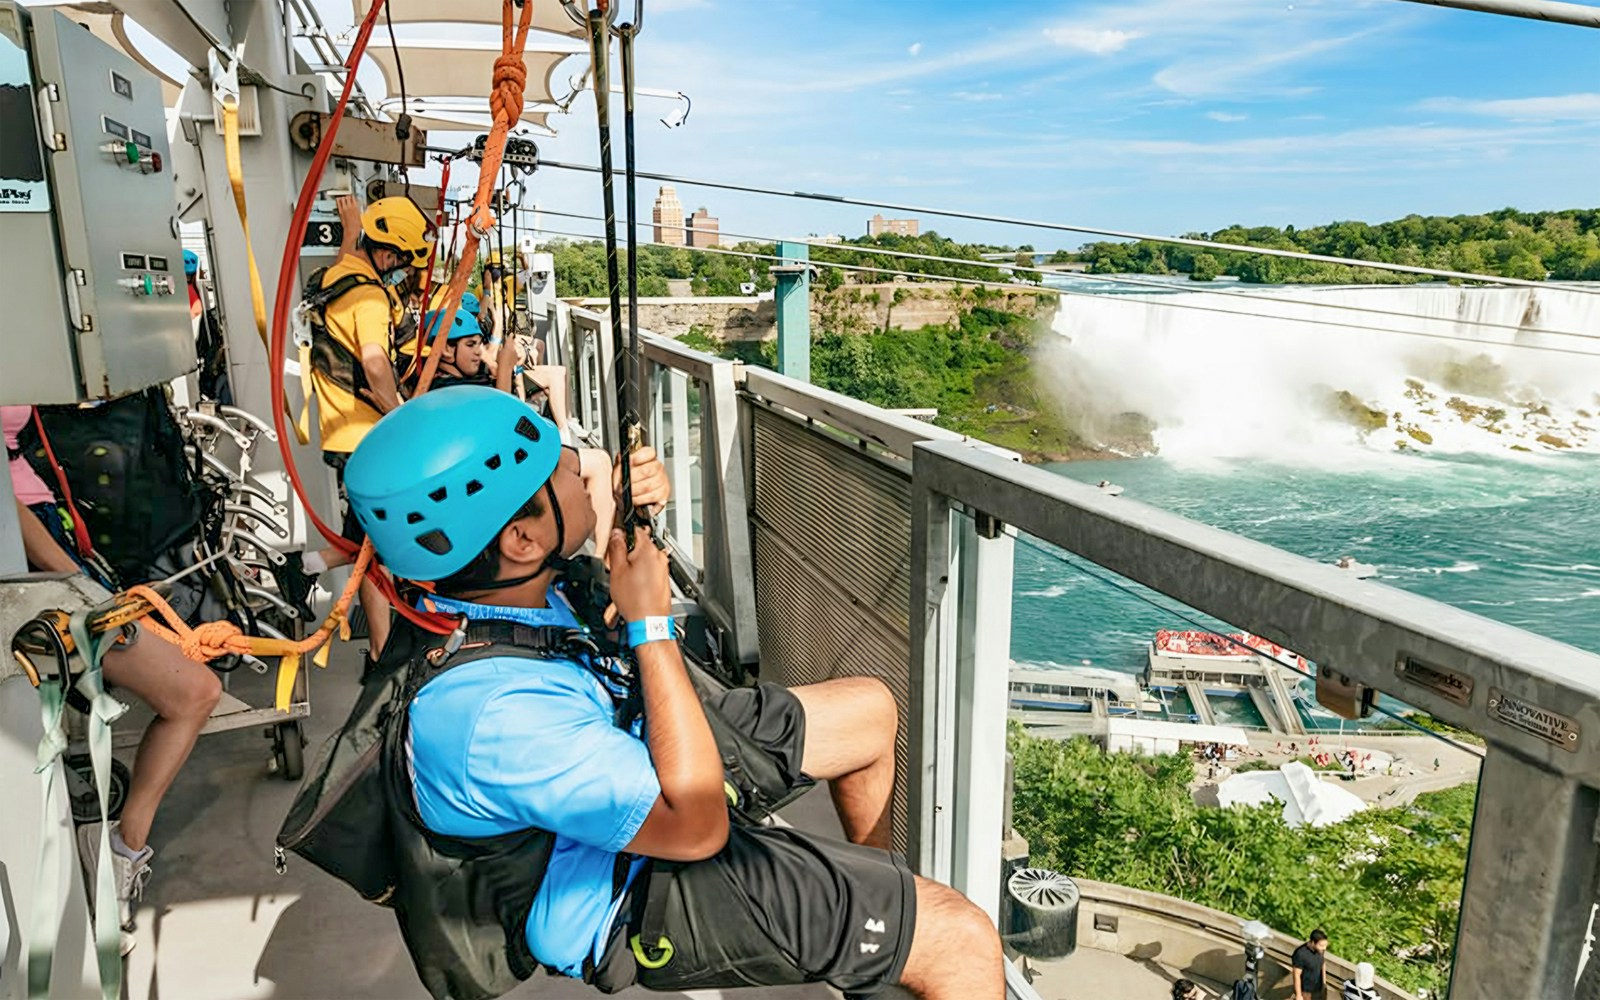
[77,821,152,955]
[271,551,319,622]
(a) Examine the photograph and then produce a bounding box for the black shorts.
[593,684,917,997]
[323,451,365,545]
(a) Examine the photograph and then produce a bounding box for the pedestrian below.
[1342,962,1379,1000]
[1172,979,1203,1000]
[1291,929,1330,1000]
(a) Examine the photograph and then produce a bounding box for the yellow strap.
[296,341,315,445]
[275,652,301,712]
[222,99,311,444]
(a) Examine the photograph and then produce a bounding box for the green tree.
[1008,729,1475,996]
[1189,253,1221,282]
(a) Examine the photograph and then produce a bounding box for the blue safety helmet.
[460,290,481,317]
[344,387,562,582]
[422,307,482,343]
[183,250,199,276]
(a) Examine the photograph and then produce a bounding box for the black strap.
[634,862,677,965]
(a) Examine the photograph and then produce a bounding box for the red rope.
[264,0,452,634]
[30,409,95,557]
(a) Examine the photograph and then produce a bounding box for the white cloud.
[952,90,1005,103]
[1417,93,1600,121]
[1154,30,1374,97]
[1044,27,1141,54]
[908,42,923,57]
[1206,111,1247,122]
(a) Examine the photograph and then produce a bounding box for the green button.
[143,274,153,294]
[125,142,139,164]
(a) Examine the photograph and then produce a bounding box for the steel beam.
[907,470,957,880]
[1392,0,1600,28]
[950,518,1016,922]
[1451,748,1598,999]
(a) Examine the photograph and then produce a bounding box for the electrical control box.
[0,3,193,404]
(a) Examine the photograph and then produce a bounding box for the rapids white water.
[1037,280,1600,463]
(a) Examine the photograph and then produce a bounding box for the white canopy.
[366,42,577,105]
[382,99,556,136]
[351,0,587,37]
[1217,761,1367,829]
[1103,718,1250,757]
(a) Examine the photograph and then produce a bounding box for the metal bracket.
[35,82,63,150]
[289,110,428,168]
[974,511,1004,540]
[209,46,241,109]
[470,134,539,171]
[1314,664,1376,720]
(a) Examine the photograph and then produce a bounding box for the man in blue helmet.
[342,387,1002,1000]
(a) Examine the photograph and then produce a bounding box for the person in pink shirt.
[4,403,220,954]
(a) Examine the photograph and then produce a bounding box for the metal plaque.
[1488,688,1580,753]
[1397,654,1475,707]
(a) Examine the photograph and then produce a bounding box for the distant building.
[687,207,720,248]
[652,185,685,246]
[868,214,919,238]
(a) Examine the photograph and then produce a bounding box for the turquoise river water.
[1012,452,1600,682]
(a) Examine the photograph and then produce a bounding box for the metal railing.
[547,300,1599,1000]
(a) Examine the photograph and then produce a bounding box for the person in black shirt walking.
[1291,929,1330,1000]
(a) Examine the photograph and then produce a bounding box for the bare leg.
[897,876,1004,1000]
[99,632,222,851]
[791,676,896,849]
[528,366,570,429]
[359,575,391,657]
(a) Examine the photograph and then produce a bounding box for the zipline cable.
[537,158,1600,294]
[532,206,1600,347]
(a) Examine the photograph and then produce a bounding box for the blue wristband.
[625,616,678,649]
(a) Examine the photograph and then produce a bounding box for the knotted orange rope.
[415,0,536,395]
[127,542,375,710]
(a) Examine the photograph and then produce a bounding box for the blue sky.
[501,0,1600,249]
[131,0,1600,249]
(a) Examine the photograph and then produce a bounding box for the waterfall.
[1037,280,1600,463]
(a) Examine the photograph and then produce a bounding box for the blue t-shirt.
[407,592,658,977]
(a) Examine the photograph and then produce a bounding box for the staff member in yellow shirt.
[283,196,431,662]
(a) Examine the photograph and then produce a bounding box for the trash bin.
[1003,868,1080,959]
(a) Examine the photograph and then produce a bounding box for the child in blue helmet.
[405,306,500,393]
[341,387,1001,1000]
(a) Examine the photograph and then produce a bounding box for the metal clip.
[273,846,287,875]
[209,46,241,110]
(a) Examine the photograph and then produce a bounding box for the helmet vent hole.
[513,448,528,465]
[406,512,424,525]
[465,479,483,496]
[429,487,448,503]
[373,508,387,521]
[485,454,503,471]
[416,530,452,555]
[514,416,541,442]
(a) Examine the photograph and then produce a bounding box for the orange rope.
[415,0,535,396]
[126,542,375,709]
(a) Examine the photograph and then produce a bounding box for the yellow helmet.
[361,197,432,268]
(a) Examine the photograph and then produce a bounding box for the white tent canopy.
[379,99,556,136]
[351,0,587,36]
[1102,718,1250,757]
[1217,761,1367,829]
[366,42,577,105]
